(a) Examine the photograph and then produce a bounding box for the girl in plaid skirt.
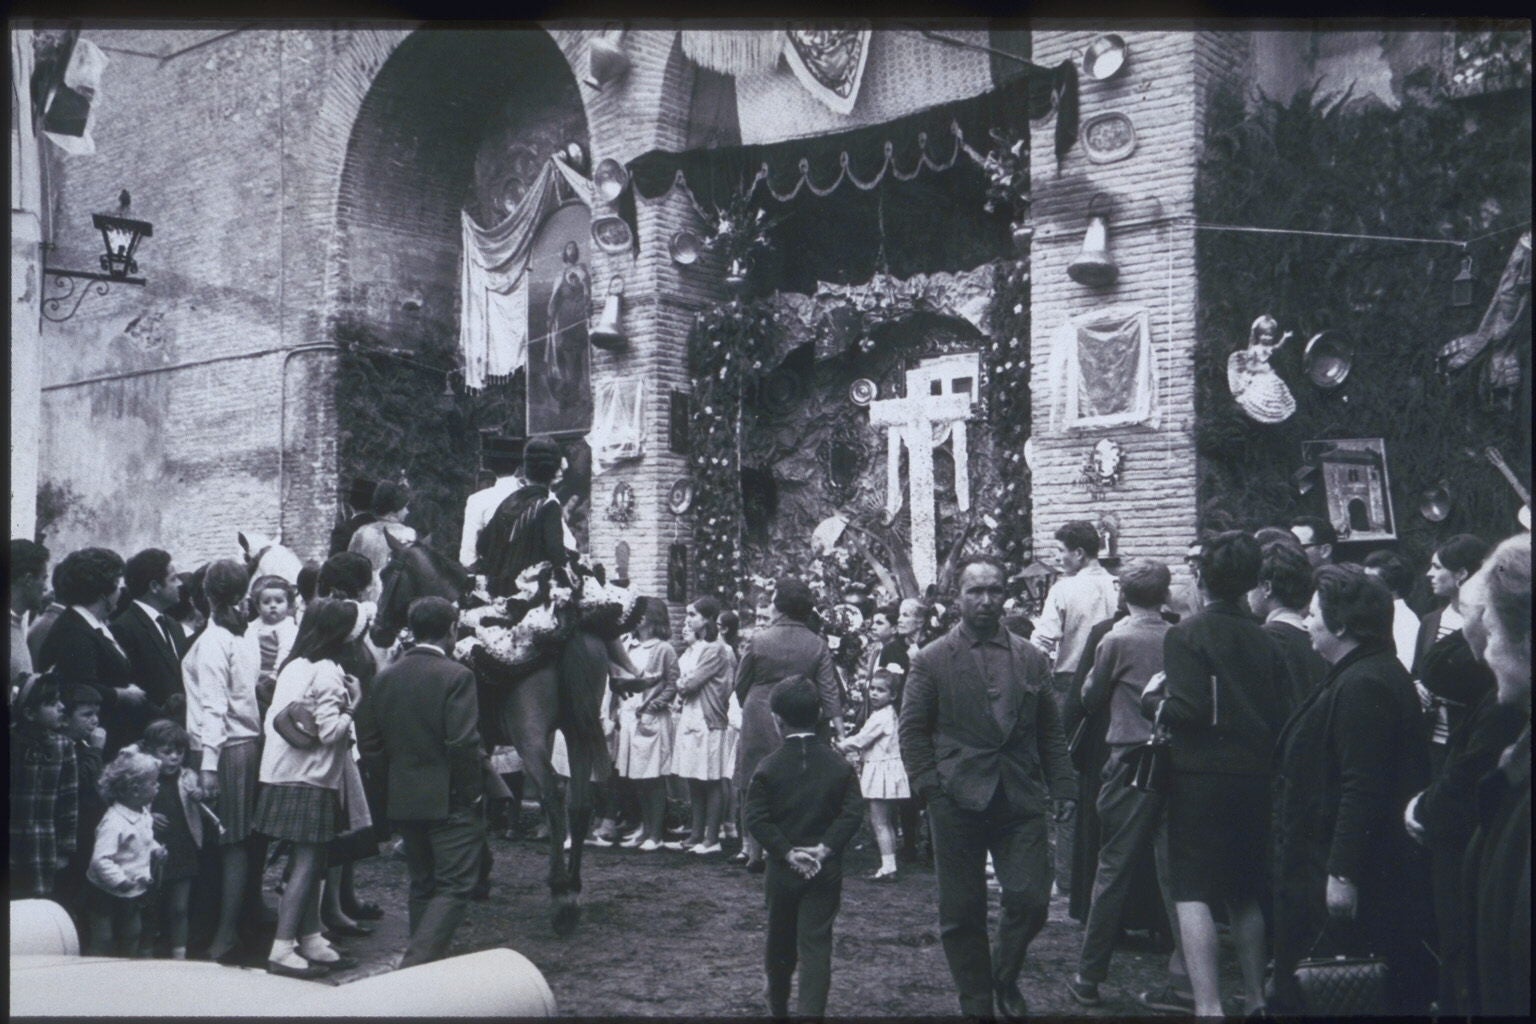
[253,599,370,979]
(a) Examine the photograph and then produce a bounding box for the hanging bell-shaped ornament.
[1451,253,1474,307]
[1069,199,1118,287]
[590,277,627,350]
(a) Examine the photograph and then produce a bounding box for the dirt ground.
[312,812,1244,1018]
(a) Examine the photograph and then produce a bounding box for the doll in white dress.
[1227,314,1296,423]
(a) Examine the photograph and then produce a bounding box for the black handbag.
[1126,703,1171,794]
[1292,926,1389,1016]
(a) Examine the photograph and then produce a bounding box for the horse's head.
[239,530,302,594]
[372,533,473,647]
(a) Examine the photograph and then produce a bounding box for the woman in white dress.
[612,599,678,851]
[665,598,737,854]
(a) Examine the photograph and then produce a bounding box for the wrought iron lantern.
[42,190,152,322]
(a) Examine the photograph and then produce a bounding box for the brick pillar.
[582,30,726,635]
[1029,29,1249,585]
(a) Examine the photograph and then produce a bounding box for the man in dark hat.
[460,436,524,570]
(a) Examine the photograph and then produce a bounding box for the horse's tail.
[558,630,610,772]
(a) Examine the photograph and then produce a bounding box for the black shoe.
[746,859,766,875]
[348,901,384,921]
[1065,976,1102,1006]
[268,958,331,980]
[304,953,359,971]
[994,981,1029,1021]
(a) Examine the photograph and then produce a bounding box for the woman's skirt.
[214,738,261,846]
[671,701,728,781]
[615,700,673,780]
[732,685,783,791]
[254,782,341,845]
[859,755,911,801]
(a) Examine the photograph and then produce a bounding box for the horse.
[238,530,305,594]
[371,531,609,937]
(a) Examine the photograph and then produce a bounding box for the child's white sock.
[298,932,338,962]
[881,853,897,872]
[270,937,301,965]
[171,947,187,960]
[296,933,339,964]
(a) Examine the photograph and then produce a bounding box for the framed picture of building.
[526,202,595,437]
[1301,438,1397,542]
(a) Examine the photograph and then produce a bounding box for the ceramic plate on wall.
[667,479,695,515]
[1081,112,1137,164]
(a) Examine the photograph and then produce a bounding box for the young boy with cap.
[744,676,864,1019]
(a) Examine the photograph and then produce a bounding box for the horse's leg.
[501,664,576,936]
[556,631,610,916]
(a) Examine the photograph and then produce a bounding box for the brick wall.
[1028,29,1247,586]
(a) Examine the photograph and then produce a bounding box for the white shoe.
[690,843,723,855]
[563,835,572,851]
[661,840,692,851]
[619,834,643,848]
[637,839,662,852]
[585,834,615,848]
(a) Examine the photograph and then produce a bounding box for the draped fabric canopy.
[629,68,1042,213]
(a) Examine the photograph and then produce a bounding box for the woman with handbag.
[252,599,371,979]
[1271,566,1435,1015]
[181,559,262,963]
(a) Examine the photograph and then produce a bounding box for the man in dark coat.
[38,548,147,755]
[900,555,1076,1020]
[744,677,864,1018]
[354,597,486,968]
[110,548,190,713]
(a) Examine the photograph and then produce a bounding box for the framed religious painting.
[1301,438,1397,542]
[526,202,595,437]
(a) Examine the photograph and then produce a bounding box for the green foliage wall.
[334,316,521,559]
[1195,87,1531,567]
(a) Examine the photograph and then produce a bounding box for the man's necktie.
[157,614,182,660]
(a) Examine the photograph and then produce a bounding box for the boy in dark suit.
[354,596,485,968]
[745,676,864,1019]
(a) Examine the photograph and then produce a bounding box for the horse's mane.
[405,539,472,592]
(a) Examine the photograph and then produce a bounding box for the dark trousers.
[764,859,844,1018]
[397,805,486,969]
[929,786,1051,1017]
[1050,671,1077,895]
[1077,751,1185,985]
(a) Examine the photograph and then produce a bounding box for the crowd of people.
[8,465,1530,1019]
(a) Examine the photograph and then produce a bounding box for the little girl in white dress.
[839,670,909,881]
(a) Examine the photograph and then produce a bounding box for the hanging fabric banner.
[1048,306,1156,431]
[783,26,871,115]
[458,159,571,390]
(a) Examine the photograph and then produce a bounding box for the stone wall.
[1028,29,1249,586]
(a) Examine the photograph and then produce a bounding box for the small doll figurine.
[1227,314,1297,423]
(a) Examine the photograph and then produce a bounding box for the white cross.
[868,390,974,589]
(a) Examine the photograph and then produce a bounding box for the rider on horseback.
[474,435,649,683]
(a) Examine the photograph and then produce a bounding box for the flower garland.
[687,298,787,605]
[981,254,1033,582]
